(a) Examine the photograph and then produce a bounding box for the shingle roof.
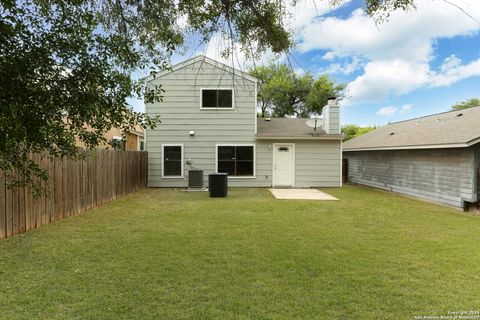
[343,106,480,151]
[256,118,343,139]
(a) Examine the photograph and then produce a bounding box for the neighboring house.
[144,55,343,188]
[343,107,480,209]
[75,126,145,151]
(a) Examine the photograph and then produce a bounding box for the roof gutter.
[343,142,472,152]
[256,135,343,140]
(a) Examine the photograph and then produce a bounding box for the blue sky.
[132,0,480,127]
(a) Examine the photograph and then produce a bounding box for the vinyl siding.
[344,148,476,208]
[147,140,341,188]
[146,59,341,188]
[294,140,342,187]
[323,105,340,134]
[146,59,256,187]
[475,145,480,201]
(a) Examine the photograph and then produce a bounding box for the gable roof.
[141,55,259,83]
[343,106,480,151]
[256,118,343,140]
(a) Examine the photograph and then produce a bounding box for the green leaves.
[250,64,345,118]
[0,0,166,193]
[342,124,376,141]
[451,98,480,111]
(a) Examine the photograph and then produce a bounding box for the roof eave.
[256,135,343,140]
[129,131,144,137]
[343,142,472,152]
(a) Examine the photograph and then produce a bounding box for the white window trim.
[272,143,295,188]
[161,144,184,179]
[339,140,343,187]
[200,88,235,110]
[215,144,256,179]
[254,81,258,134]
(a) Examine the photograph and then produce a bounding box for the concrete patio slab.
[268,188,338,200]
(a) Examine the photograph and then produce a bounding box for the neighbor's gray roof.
[256,118,343,140]
[343,106,480,151]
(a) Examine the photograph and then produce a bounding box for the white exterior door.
[272,143,295,187]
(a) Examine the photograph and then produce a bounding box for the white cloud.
[294,67,305,76]
[287,0,352,33]
[319,57,363,75]
[294,0,480,104]
[440,54,462,72]
[431,56,480,87]
[346,56,480,103]
[299,1,480,62]
[322,52,337,61]
[375,103,412,117]
[400,104,412,113]
[199,34,279,71]
[347,60,430,102]
[377,106,398,116]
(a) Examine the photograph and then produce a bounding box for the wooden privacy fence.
[0,149,148,239]
[342,159,348,183]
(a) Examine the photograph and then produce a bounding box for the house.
[343,107,480,209]
[75,126,145,151]
[144,55,343,188]
[109,126,145,151]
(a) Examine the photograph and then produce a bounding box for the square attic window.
[201,89,233,109]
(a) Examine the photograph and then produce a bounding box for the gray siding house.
[144,56,343,188]
[343,107,480,209]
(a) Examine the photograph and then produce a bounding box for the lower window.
[163,145,183,177]
[217,145,254,177]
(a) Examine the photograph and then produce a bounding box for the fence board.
[48,157,55,223]
[12,187,18,235]
[0,172,5,238]
[54,157,62,221]
[0,149,148,239]
[18,187,25,233]
[5,186,13,237]
[24,184,32,231]
[40,153,48,226]
[31,153,40,228]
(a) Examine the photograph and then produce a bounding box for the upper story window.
[201,89,233,109]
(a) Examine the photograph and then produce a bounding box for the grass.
[1,186,480,319]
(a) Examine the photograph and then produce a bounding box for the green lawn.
[1,186,480,319]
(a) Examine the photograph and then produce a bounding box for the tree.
[451,98,480,110]
[249,65,276,118]
[250,64,345,117]
[0,0,418,193]
[306,75,347,115]
[0,0,291,194]
[342,124,376,141]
